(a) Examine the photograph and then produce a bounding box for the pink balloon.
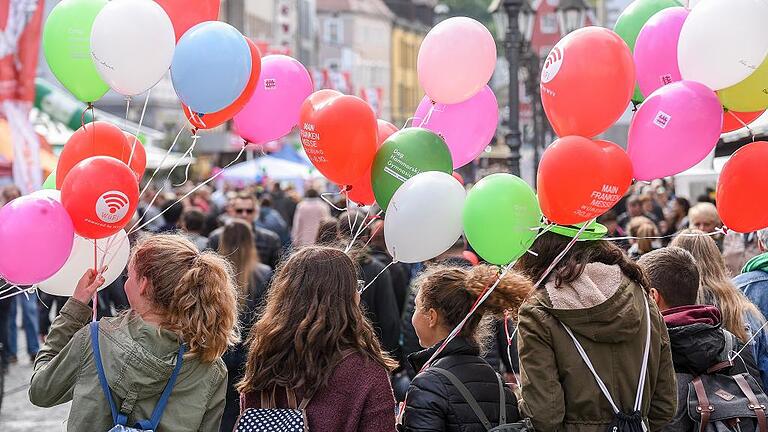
[417,17,496,104]
[635,7,688,98]
[413,85,498,169]
[234,55,313,144]
[627,80,723,181]
[0,195,74,285]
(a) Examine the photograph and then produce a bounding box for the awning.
[221,156,323,183]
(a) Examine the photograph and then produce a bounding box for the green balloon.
[614,0,681,102]
[43,170,57,190]
[43,0,110,103]
[463,174,542,265]
[371,128,453,211]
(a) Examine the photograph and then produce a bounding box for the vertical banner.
[0,0,44,194]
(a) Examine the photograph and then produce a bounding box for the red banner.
[0,0,44,104]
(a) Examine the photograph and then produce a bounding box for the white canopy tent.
[221,156,324,183]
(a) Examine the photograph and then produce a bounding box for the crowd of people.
[1,176,768,431]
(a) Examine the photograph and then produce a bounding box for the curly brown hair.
[131,234,240,363]
[237,246,398,394]
[415,264,533,350]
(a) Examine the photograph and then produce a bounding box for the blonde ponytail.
[132,235,240,362]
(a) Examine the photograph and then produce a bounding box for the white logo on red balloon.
[541,47,564,84]
[95,191,130,224]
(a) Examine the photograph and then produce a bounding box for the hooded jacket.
[517,263,676,432]
[29,299,227,431]
[734,253,768,390]
[661,305,762,432]
[400,336,520,432]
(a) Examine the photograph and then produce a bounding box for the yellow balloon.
[718,55,768,112]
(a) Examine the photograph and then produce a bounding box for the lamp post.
[556,0,590,36]
[490,0,524,176]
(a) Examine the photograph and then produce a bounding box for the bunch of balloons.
[0,120,140,294]
[534,0,768,233]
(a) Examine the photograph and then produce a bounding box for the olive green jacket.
[517,263,676,432]
[29,299,228,431]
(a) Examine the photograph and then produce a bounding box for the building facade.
[316,0,393,119]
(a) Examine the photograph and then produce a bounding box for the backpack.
[430,367,534,432]
[687,333,768,432]
[234,387,312,432]
[561,295,652,432]
[90,321,185,432]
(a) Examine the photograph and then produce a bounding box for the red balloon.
[722,110,765,133]
[123,132,147,181]
[61,156,140,239]
[155,0,220,41]
[717,141,768,233]
[537,136,633,225]
[541,27,635,138]
[299,90,378,185]
[347,119,398,205]
[452,171,465,185]
[56,121,129,189]
[182,38,262,130]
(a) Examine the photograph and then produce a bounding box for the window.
[540,13,558,34]
[325,17,343,44]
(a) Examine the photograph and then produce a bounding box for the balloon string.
[361,215,384,250]
[81,103,94,128]
[532,221,592,289]
[418,103,436,128]
[359,259,398,294]
[92,240,98,322]
[320,187,348,212]
[128,88,151,167]
[401,117,417,129]
[345,192,353,234]
[587,227,726,243]
[345,208,383,254]
[124,96,131,130]
[0,286,35,301]
[0,283,19,296]
[172,134,199,187]
[726,110,756,141]
[129,126,191,233]
[129,144,249,235]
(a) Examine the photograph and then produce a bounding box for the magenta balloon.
[413,86,498,169]
[627,80,723,181]
[234,55,313,144]
[635,7,689,98]
[0,195,74,285]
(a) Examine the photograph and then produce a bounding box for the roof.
[318,0,395,18]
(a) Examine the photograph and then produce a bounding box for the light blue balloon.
[170,21,252,114]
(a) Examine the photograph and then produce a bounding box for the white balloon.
[90,0,175,96]
[38,230,130,297]
[385,171,465,264]
[29,189,61,201]
[678,0,768,90]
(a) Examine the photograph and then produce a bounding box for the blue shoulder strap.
[90,321,186,431]
[90,321,128,426]
[135,342,186,430]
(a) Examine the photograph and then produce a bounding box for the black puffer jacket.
[401,337,520,432]
[662,305,761,432]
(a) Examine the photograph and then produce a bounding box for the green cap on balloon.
[548,220,608,241]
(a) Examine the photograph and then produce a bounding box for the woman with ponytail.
[400,264,530,432]
[30,234,240,431]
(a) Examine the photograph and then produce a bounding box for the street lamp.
[490,0,525,176]
[556,0,590,36]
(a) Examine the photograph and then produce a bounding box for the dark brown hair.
[237,246,397,394]
[218,220,259,301]
[515,231,649,290]
[415,264,533,350]
[638,247,700,308]
[132,235,240,363]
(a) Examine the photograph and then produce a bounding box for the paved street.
[0,329,70,431]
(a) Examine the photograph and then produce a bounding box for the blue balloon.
[171,21,252,114]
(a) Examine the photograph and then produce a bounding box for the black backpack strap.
[432,367,492,431]
[496,372,507,424]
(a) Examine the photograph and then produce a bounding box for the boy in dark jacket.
[639,247,762,431]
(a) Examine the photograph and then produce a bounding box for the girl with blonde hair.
[671,229,768,389]
[30,234,240,431]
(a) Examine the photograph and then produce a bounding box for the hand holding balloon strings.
[72,266,107,309]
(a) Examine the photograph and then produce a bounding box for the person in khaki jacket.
[29,235,240,432]
[514,224,677,432]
